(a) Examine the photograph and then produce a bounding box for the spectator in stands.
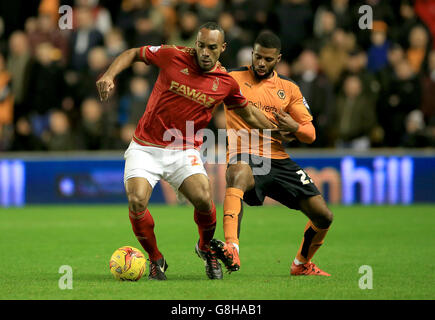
[82,46,120,128]
[6,31,32,121]
[131,12,164,48]
[118,76,150,126]
[312,9,337,52]
[9,116,45,151]
[378,59,422,147]
[400,109,430,147]
[394,0,430,51]
[227,0,275,38]
[0,52,13,130]
[334,75,377,150]
[406,24,430,74]
[218,12,246,69]
[76,97,108,150]
[377,43,406,95]
[104,28,127,60]
[338,49,381,100]
[37,0,60,26]
[367,21,390,73]
[43,110,76,151]
[319,28,353,85]
[25,42,66,136]
[27,12,69,66]
[69,5,104,71]
[167,11,198,48]
[191,0,224,23]
[421,49,435,126]
[275,0,313,61]
[75,46,110,104]
[74,0,113,35]
[293,49,335,147]
[330,0,352,31]
[117,0,166,41]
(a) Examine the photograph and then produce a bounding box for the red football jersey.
[133,45,247,149]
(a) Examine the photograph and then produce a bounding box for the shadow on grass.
[74,273,116,281]
[74,273,208,282]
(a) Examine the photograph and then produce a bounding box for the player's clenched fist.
[96,75,115,101]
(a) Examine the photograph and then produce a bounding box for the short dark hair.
[254,30,281,52]
[198,22,225,40]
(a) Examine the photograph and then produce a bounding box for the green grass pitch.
[0,204,433,300]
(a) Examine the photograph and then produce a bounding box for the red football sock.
[129,208,162,262]
[194,201,217,251]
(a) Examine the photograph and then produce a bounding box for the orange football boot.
[290,261,331,276]
[210,239,240,272]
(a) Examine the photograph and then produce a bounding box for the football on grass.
[109,246,146,281]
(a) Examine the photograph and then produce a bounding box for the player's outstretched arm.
[96,48,142,101]
[233,103,278,130]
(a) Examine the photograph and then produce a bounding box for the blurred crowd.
[0,0,434,152]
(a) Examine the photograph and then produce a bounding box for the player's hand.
[272,109,299,133]
[96,75,115,101]
[279,131,296,142]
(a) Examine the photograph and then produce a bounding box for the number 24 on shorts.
[296,169,313,185]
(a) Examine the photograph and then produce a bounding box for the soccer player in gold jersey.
[210,31,333,276]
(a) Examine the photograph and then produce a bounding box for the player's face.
[252,44,281,80]
[195,28,226,71]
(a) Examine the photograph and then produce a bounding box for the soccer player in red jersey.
[96,23,278,280]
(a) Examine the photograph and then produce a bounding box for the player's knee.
[226,165,254,191]
[317,209,333,229]
[127,193,148,213]
[191,188,212,212]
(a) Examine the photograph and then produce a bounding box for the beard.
[252,63,275,80]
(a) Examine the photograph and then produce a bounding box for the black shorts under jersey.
[229,154,321,210]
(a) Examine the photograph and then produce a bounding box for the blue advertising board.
[0,152,434,206]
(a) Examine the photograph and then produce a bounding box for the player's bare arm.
[96,48,142,101]
[233,103,279,131]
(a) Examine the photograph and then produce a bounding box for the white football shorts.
[123,140,208,190]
